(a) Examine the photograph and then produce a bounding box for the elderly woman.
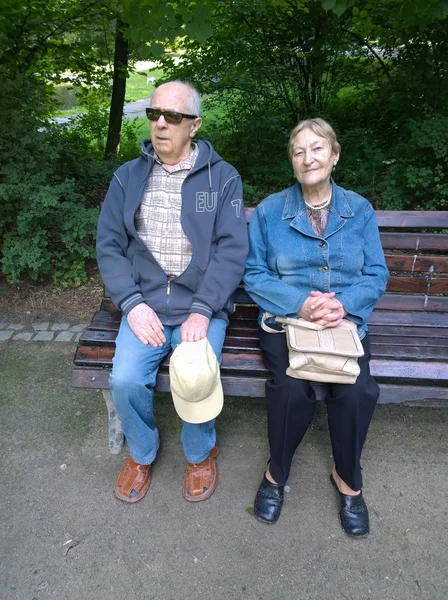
[243,118,389,535]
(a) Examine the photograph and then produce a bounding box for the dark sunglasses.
[145,107,198,124]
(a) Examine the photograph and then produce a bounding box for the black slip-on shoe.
[330,473,369,537]
[254,475,285,524]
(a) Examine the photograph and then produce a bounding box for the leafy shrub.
[198,96,295,203]
[0,77,107,284]
[334,114,448,210]
[0,174,99,285]
[379,115,448,210]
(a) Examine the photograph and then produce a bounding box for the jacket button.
[318,242,325,247]
[322,266,329,272]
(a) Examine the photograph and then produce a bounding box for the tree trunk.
[105,18,129,156]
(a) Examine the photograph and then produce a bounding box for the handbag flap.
[286,319,364,357]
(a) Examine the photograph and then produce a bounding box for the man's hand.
[298,291,347,328]
[127,303,166,347]
[181,313,210,342]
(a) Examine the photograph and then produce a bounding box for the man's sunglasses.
[145,108,198,124]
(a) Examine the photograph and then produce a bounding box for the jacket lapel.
[283,181,354,239]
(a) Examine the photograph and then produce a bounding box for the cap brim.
[171,382,224,424]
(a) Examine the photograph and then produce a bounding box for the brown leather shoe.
[114,446,161,503]
[183,446,220,502]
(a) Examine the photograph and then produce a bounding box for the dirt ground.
[1,342,448,600]
[0,272,104,325]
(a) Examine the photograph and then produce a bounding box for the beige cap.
[169,338,224,424]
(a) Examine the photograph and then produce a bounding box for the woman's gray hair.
[288,118,341,161]
[149,80,202,117]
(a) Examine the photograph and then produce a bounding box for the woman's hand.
[298,291,346,328]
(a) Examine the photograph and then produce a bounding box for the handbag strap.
[275,316,326,331]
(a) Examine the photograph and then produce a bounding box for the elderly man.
[96,81,248,503]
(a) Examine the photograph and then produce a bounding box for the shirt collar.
[282,180,354,220]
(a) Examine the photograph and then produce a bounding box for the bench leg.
[101,390,124,455]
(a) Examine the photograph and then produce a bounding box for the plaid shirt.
[135,144,199,277]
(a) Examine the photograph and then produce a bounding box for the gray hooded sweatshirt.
[96,139,249,326]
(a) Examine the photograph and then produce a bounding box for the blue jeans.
[110,316,227,464]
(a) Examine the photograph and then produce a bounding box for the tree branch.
[343,28,392,81]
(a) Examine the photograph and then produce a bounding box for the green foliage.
[0,77,111,285]
[378,115,448,210]
[1,0,448,290]
[328,113,448,211]
[160,0,357,197]
[124,0,214,49]
[161,0,448,209]
[1,177,99,285]
[0,0,115,82]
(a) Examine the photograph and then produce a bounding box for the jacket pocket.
[177,263,205,292]
[132,252,146,285]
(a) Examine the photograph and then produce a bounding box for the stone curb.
[0,322,88,343]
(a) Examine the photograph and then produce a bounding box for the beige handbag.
[262,313,364,384]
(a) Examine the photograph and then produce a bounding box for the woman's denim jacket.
[243,181,389,340]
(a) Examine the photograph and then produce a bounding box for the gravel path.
[0,320,87,342]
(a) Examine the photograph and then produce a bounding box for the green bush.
[0,176,98,285]
[0,77,108,285]
[333,114,448,210]
[379,115,448,210]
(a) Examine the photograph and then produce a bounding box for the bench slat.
[74,343,448,377]
[374,294,448,312]
[72,353,448,386]
[79,308,448,336]
[97,291,448,315]
[370,345,448,361]
[384,255,448,273]
[367,311,448,327]
[375,211,448,228]
[245,209,448,229]
[369,326,448,339]
[380,232,448,251]
[78,327,448,355]
[234,289,448,311]
[386,277,448,294]
[70,367,448,405]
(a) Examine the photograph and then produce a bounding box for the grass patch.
[54,106,87,117]
[126,68,163,102]
[52,83,81,112]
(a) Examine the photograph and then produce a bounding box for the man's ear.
[190,117,203,138]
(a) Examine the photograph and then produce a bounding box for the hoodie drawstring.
[208,160,213,191]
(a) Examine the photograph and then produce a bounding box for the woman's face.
[292,128,339,189]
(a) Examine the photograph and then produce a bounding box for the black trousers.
[259,328,379,490]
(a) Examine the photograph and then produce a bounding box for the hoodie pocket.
[176,263,205,292]
[132,252,146,285]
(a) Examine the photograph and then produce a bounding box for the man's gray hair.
[149,80,202,117]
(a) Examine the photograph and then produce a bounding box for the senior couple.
[97,81,389,536]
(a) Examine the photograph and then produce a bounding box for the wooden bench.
[72,209,448,451]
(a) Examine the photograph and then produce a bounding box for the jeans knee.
[110,368,147,398]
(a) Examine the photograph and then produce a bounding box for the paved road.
[1,339,447,600]
[52,98,149,125]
